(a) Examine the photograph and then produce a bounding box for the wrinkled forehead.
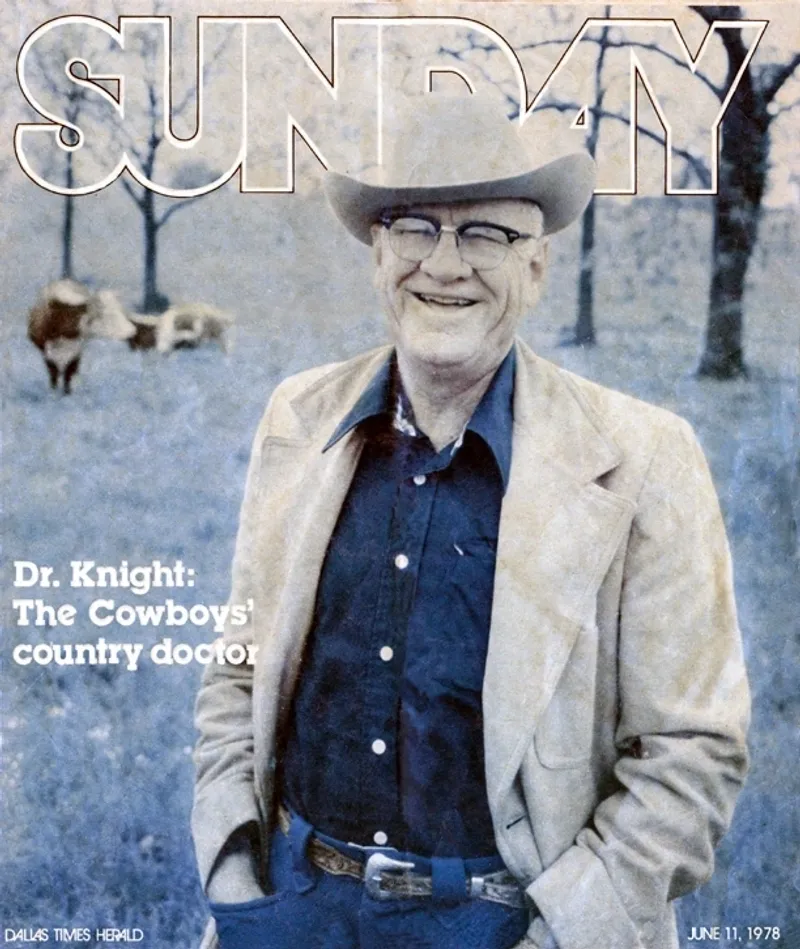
[387,198,544,233]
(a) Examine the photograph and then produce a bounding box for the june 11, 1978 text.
[687,926,781,942]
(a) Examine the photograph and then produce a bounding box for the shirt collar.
[323,355,394,450]
[465,347,514,490]
[324,348,515,491]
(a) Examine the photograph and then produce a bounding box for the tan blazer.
[192,339,750,949]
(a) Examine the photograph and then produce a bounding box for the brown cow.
[28,280,135,393]
[126,313,161,351]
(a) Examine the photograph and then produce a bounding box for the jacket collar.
[286,339,621,484]
[319,347,516,490]
[510,339,622,485]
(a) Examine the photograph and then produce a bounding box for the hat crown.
[365,96,536,190]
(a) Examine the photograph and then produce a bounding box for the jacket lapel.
[483,342,636,804]
[273,433,363,712]
[255,349,392,728]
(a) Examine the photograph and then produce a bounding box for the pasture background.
[1,0,799,933]
[1,174,798,947]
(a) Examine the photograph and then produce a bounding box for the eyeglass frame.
[378,211,536,270]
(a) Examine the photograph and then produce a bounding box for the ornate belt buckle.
[364,852,415,901]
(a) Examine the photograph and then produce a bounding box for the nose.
[419,229,473,281]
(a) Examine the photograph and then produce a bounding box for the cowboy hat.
[324,95,596,244]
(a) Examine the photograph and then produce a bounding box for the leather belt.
[277,804,526,909]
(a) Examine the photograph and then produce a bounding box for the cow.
[126,313,161,351]
[27,280,136,393]
[155,303,235,355]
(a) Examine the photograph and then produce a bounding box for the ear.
[371,223,384,261]
[370,223,384,286]
[529,237,549,281]
[523,238,549,312]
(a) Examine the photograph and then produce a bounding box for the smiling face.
[371,198,547,387]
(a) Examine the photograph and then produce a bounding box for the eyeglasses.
[379,213,534,271]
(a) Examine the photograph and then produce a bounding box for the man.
[192,95,750,949]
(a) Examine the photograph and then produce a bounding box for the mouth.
[412,292,477,308]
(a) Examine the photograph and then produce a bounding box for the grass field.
[1,189,798,948]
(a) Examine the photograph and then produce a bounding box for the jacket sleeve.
[526,418,751,949]
[191,396,279,892]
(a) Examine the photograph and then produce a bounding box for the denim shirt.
[280,350,514,858]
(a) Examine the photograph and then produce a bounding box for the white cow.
[156,303,235,355]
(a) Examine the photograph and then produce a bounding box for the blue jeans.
[210,816,529,949]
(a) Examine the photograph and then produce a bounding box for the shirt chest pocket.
[418,537,497,693]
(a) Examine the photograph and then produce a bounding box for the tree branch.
[766,94,800,120]
[127,141,146,166]
[536,100,712,188]
[760,53,800,104]
[440,36,711,187]
[596,39,723,99]
[120,175,146,210]
[442,30,721,105]
[171,29,234,118]
[30,43,61,93]
[514,38,577,53]
[519,35,724,99]
[437,45,522,115]
[156,193,206,227]
[692,5,744,26]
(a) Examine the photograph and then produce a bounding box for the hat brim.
[324,152,596,245]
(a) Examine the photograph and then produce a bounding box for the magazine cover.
[2,2,798,947]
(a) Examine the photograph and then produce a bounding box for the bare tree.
[443,10,799,376]
[117,32,201,313]
[112,22,228,312]
[14,9,231,311]
[692,5,800,378]
[25,47,93,279]
[440,19,710,350]
[574,12,612,347]
[16,18,132,283]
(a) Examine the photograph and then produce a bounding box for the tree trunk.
[575,196,597,345]
[697,38,768,378]
[697,131,766,378]
[141,189,166,313]
[697,201,757,379]
[61,153,74,279]
[569,18,608,347]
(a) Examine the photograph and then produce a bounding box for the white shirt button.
[373,831,388,846]
[371,739,387,755]
[413,474,426,486]
[380,646,394,662]
[394,554,409,570]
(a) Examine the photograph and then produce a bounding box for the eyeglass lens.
[387,217,514,269]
